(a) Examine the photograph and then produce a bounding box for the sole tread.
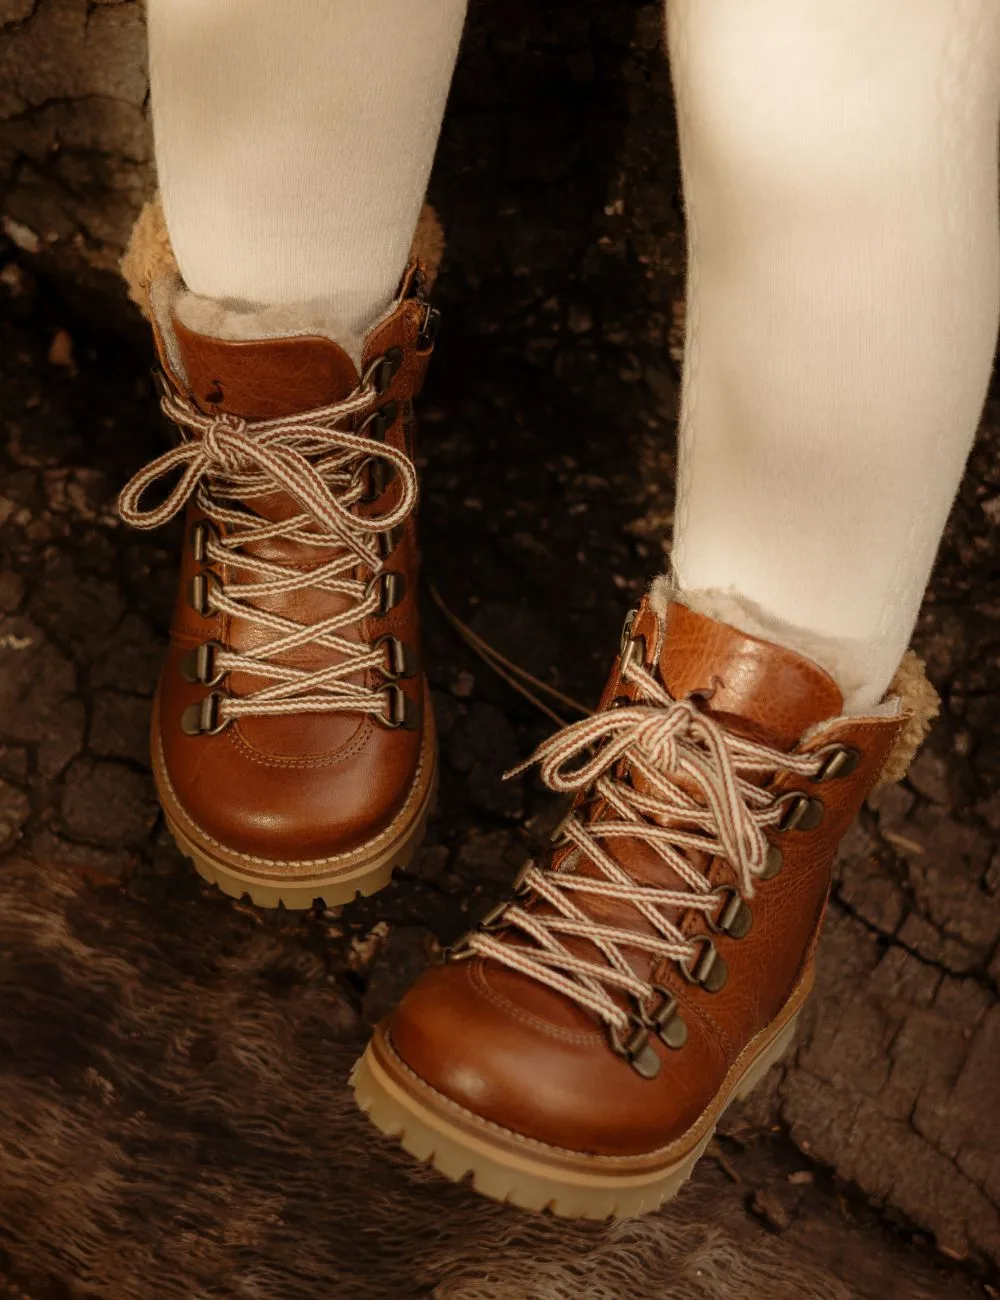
[350,1012,801,1219]
[162,763,437,910]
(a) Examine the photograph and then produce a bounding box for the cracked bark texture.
[0,0,151,295]
[1,0,999,1293]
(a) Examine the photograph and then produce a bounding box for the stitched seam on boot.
[380,1007,798,1166]
[471,960,604,1046]
[227,712,378,770]
[155,724,431,869]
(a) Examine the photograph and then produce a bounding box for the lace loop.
[464,655,826,1031]
[119,374,420,726]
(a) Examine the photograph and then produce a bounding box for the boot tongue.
[658,601,843,751]
[172,315,360,419]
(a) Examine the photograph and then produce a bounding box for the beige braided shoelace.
[119,369,417,728]
[463,653,828,1043]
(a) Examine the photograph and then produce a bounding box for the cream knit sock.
[666,0,1000,711]
[147,0,467,341]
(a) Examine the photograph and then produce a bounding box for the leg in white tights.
[147,0,467,340]
[666,0,1000,710]
[149,0,999,709]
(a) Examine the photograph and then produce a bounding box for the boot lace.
[463,653,827,1037]
[119,367,417,727]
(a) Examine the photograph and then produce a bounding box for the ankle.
[172,290,372,368]
[657,575,901,714]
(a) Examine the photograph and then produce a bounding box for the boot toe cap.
[153,675,431,864]
[385,957,719,1158]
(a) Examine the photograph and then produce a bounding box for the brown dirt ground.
[1,2,998,1296]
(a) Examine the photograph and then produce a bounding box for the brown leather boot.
[352,587,936,1217]
[120,236,439,908]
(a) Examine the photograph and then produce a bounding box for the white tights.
[147,0,468,339]
[147,0,1000,709]
[667,0,1000,708]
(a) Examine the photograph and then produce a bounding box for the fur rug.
[0,859,899,1300]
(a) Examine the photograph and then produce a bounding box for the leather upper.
[387,599,908,1156]
[152,270,435,865]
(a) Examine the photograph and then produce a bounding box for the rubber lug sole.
[350,1006,801,1219]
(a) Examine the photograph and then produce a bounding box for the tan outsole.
[350,1001,803,1219]
[164,764,435,909]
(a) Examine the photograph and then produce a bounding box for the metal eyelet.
[368,570,406,617]
[189,519,218,564]
[642,986,689,1050]
[377,524,404,559]
[708,887,753,939]
[187,569,221,617]
[814,745,861,782]
[180,691,231,737]
[550,814,572,846]
[608,1023,661,1079]
[511,861,534,897]
[377,683,419,730]
[358,457,398,504]
[179,640,225,687]
[151,364,172,400]
[362,347,404,396]
[359,400,399,442]
[417,305,441,351]
[777,791,826,832]
[374,634,416,681]
[619,633,647,676]
[478,901,509,932]
[679,935,729,992]
[759,843,784,880]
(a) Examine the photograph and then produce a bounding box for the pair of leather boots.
[119,201,936,1219]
